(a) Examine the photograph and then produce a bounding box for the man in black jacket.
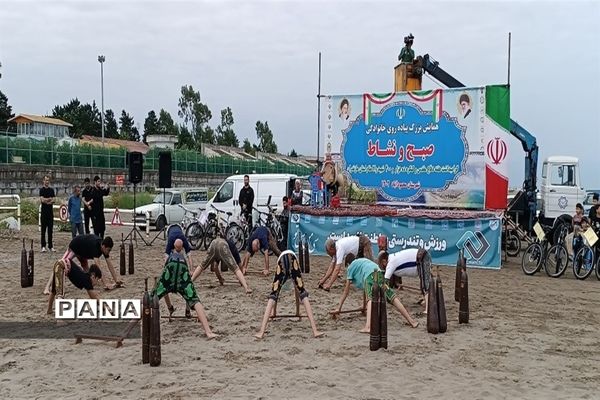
[81,177,94,234]
[91,176,110,238]
[238,174,254,227]
[39,175,55,252]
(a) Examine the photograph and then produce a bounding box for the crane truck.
[414,54,586,240]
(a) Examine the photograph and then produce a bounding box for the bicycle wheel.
[225,223,245,253]
[185,222,204,250]
[203,222,219,250]
[544,244,568,278]
[506,231,521,257]
[521,242,543,275]
[595,254,600,281]
[572,245,595,280]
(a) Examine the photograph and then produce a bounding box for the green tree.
[158,109,176,136]
[143,110,159,144]
[242,138,255,155]
[0,90,14,130]
[177,125,195,150]
[289,149,298,157]
[118,110,139,141]
[104,109,119,139]
[177,84,214,147]
[216,107,238,147]
[255,120,277,153]
[52,98,101,138]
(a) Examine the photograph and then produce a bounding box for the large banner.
[288,213,502,269]
[322,86,510,210]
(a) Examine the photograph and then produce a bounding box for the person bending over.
[240,226,281,276]
[46,261,103,314]
[332,253,418,333]
[255,250,323,339]
[192,238,252,294]
[154,239,217,340]
[319,234,374,291]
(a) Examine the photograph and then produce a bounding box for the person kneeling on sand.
[46,261,103,314]
[154,239,218,340]
[332,253,418,333]
[255,250,323,339]
[191,238,252,294]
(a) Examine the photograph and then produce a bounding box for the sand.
[1,225,599,400]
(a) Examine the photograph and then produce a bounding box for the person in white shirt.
[318,235,374,291]
[384,248,431,313]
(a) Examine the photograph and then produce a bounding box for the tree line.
[0,67,298,157]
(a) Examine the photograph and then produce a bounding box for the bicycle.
[253,206,285,252]
[521,223,552,275]
[181,205,208,251]
[543,223,570,278]
[502,214,522,258]
[203,204,237,250]
[572,228,600,280]
[225,212,251,253]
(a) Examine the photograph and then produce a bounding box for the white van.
[206,174,298,218]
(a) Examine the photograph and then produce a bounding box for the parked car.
[135,187,208,230]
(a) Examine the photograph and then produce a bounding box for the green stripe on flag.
[372,92,392,99]
[485,85,510,130]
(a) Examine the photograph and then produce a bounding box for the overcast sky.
[1,0,599,189]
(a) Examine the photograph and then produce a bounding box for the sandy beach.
[1,225,599,400]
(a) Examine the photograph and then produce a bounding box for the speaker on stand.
[125,151,149,246]
[150,151,173,245]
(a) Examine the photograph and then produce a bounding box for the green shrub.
[20,200,39,225]
[109,192,154,209]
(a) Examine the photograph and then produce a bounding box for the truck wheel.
[156,215,167,231]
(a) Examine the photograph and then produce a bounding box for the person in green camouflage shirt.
[154,239,218,340]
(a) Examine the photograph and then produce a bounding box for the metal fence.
[0,136,313,176]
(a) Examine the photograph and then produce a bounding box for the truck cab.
[539,156,586,225]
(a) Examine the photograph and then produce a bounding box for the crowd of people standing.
[39,175,110,251]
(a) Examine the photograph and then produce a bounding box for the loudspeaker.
[158,151,172,188]
[129,152,144,184]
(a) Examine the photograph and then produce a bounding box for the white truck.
[539,156,586,227]
[206,173,299,218]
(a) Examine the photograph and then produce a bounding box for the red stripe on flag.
[485,165,508,210]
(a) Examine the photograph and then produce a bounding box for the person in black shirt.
[46,262,103,315]
[43,234,121,294]
[238,175,254,228]
[39,175,55,252]
[240,226,281,276]
[81,177,94,234]
[588,193,599,221]
[91,176,110,238]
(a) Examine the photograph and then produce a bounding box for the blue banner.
[287,212,502,269]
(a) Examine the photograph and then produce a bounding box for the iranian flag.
[363,93,396,125]
[484,85,511,210]
[407,89,443,122]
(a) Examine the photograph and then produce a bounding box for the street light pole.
[98,55,106,146]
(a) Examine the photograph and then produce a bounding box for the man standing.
[91,176,110,238]
[238,174,254,227]
[68,185,84,238]
[39,175,55,252]
[82,177,94,234]
[588,193,599,220]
